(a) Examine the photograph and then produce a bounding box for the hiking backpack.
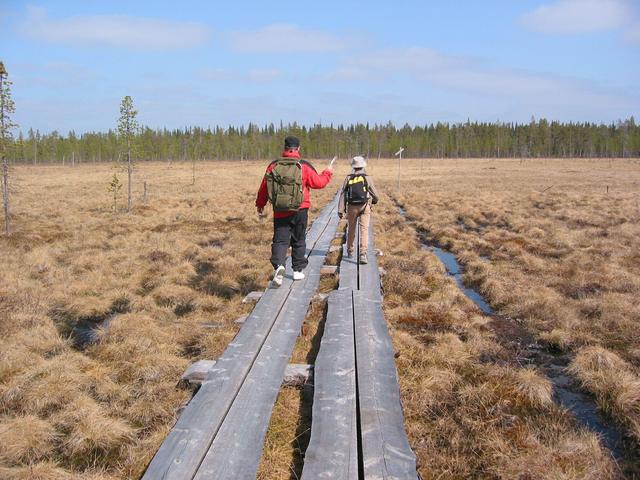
[345,174,369,205]
[266,158,304,212]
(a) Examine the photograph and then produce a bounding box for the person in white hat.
[337,156,379,264]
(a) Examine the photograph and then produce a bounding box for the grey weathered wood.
[301,291,358,479]
[283,363,313,387]
[241,291,263,304]
[193,197,340,479]
[338,244,359,292]
[321,265,338,275]
[313,292,329,302]
[233,314,248,324]
[143,193,339,480]
[200,322,226,329]
[304,214,417,479]
[354,222,418,479]
[180,360,217,386]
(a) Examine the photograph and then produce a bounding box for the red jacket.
[256,150,333,218]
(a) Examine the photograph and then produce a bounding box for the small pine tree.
[1,61,18,236]
[108,173,123,212]
[117,96,138,212]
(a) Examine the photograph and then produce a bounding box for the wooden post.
[0,69,10,236]
[395,147,404,191]
[127,137,132,211]
[2,158,9,236]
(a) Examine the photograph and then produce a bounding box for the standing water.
[428,245,493,315]
[395,203,634,468]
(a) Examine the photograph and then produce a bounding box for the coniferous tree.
[117,96,138,212]
[5,118,640,163]
[1,61,17,235]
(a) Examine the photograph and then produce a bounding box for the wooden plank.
[357,223,382,296]
[353,221,418,479]
[320,265,338,275]
[142,194,339,480]
[193,198,340,479]
[282,363,313,387]
[338,243,358,292]
[301,291,358,480]
[180,360,217,387]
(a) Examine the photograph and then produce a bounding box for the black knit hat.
[284,136,300,149]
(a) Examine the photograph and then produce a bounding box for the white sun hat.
[351,155,367,169]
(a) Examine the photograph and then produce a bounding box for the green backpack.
[266,158,304,212]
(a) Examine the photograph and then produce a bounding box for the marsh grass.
[2,158,638,478]
[369,157,638,478]
[0,160,336,478]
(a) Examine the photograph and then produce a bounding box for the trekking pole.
[356,214,360,289]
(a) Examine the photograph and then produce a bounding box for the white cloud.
[21,6,210,49]
[247,69,281,81]
[325,47,636,118]
[520,0,632,34]
[197,68,282,82]
[228,24,352,53]
[625,22,640,43]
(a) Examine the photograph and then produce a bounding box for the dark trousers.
[270,209,309,272]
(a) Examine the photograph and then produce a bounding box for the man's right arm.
[256,175,268,211]
[305,163,333,189]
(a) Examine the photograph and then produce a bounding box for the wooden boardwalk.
[302,220,418,479]
[143,194,340,480]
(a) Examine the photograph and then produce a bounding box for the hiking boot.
[359,252,368,264]
[293,270,305,281]
[272,265,285,287]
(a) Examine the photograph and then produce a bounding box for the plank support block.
[283,363,313,387]
[234,314,248,324]
[321,265,338,276]
[242,291,263,304]
[179,359,217,387]
[313,292,329,302]
[200,322,226,329]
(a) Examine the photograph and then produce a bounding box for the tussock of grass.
[0,160,336,477]
[372,184,619,479]
[0,415,58,465]
[569,346,640,441]
[374,158,640,458]
[0,461,73,480]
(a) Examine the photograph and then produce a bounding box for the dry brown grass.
[368,157,639,478]
[569,346,640,441]
[0,160,336,478]
[2,158,638,478]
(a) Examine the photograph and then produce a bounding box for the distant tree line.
[5,117,639,164]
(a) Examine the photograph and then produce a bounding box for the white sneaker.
[272,265,285,287]
[293,271,305,281]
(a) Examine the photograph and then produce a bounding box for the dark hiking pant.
[270,209,309,272]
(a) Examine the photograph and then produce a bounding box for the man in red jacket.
[256,136,333,286]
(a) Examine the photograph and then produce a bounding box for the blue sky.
[2,0,639,134]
